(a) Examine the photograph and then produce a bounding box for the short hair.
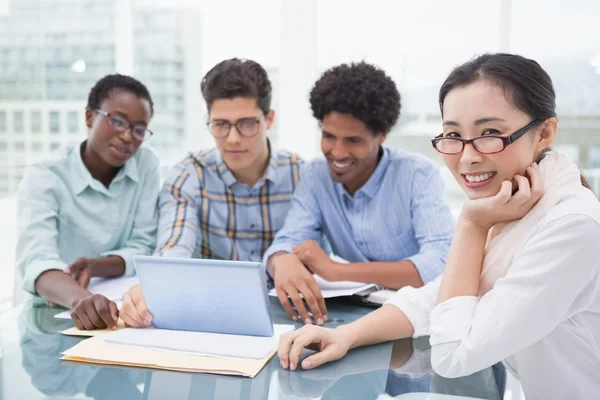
[200,58,272,116]
[310,61,401,135]
[86,74,154,115]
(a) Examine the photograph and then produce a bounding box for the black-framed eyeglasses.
[431,119,542,155]
[207,118,261,138]
[94,109,153,142]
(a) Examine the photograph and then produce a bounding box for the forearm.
[436,216,487,304]
[339,304,415,349]
[338,260,423,289]
[91,256,126,278]
[35,270,91,309]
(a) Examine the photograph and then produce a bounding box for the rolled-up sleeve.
[428,215,600,378]
[262,164,324,269]
[154,160,200,259]
[405,164,455,283]
[16,166,68,293]
[385,276,442,337]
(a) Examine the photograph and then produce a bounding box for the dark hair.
[310,61,401,135]
[200,58,272,116]
[86,74,154,115]
[439,53,592,191]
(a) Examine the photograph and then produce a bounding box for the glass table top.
[0,297,505,400]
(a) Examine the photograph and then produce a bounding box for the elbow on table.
[430,344,479,379]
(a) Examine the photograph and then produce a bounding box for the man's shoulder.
[301,156,330,177]
[272,147,304,167]
[386,147,439,175]
[170,148,220,172]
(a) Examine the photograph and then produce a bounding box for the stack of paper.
[269,274,376,298]
[61,324,295,378]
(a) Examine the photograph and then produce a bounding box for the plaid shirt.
[156,145,302,263]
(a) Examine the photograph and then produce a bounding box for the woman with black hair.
[279,54,600,399]
[16,74,160,331]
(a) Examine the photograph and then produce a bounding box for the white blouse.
[387,189,600,400]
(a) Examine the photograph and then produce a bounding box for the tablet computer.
[133,256,274,337]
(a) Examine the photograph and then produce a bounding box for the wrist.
[458,212,493,234]
[69,289,92,309]
[336,323,359,350]
[267,251,292,278]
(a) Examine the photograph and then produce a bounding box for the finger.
[84,302,108,329]
[121,292,146,327]
[93,296,117,328]
[301,344,345,370]
[288,288,312,325]
[108,301,119,329]
[305,278,328,322]
[512,174,531,202]
[71,313,84,330]
[278,327,310,368]
[297,283,324,325]
[276,287,298,322]
[527,164,544,200]
[79,267,92,289]
[73,308,95,330]
[495,180,513,204]
[130,286,152,323]
[288,328,325,370]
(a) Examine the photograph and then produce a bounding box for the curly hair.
[201,58,272,116]
[86,74,154,115]
[310,61,401,135]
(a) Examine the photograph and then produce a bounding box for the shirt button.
[250,250,255,255]
[250,224,255,229]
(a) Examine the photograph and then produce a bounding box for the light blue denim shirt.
[264,147,455,284]
[16,142,160,293]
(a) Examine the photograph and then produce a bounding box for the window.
[32,142,43,153]
[14,141,25,152]
[0,111,6,133]
[67,111,79,134]
[589,146,600,168]
[13,111,24,134]
[31,111,42,134]
[50,142,61,151]
[49,111,60,134]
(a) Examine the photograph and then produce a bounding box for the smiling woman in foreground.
[278,53,600,399]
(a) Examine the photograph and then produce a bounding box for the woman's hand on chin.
[461,162,544,230]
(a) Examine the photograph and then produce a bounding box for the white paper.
[268,255,376,298]
[102,324,295,360]
[54,276,138,319]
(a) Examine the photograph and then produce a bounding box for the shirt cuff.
[385,286,433,337]
[155,246,194,259]
[262,243,294,269]
[429,296,478,346]
[406,252,444,284]
[100,248,145,277]
[22,259,68,294]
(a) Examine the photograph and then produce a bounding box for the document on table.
[54,276,139,319]
[268,255,377,298]
[101,324,295,360]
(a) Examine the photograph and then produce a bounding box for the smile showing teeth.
[333,161,350,168]
[464,172,495,183]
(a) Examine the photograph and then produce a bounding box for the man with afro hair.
[265,62,455,325]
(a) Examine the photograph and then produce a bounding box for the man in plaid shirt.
[120,59,302,327]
